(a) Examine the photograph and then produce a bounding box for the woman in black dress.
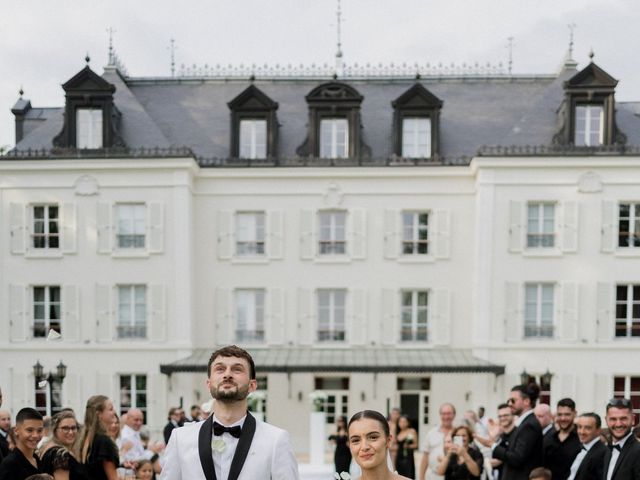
[40,410,88,480]
[329,415,352,475]
[77,395,120,480]
[435,425,483,480]
[395,415,418,479]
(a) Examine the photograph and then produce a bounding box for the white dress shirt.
[514,409,534,428]
[606,431,633,480]
[568,436,600,480]
[212,414,247,480]
[120,424,146,461]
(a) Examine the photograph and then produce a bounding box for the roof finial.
[85,52,91,65]
[506,36,514,75]
[168,38,177,77]
[589,48,594,61]
[107,27,116,65]
[19,86,24,98]
[334,0,344,77]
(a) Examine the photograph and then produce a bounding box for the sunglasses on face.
[58,426,78,433]
[507,398,516,404]
[607,398,632,409]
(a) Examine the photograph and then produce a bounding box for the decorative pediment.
[306,82,363,104]
[227,85,278,112]
[392,83,443,109]
[565,62,618,89]
[62,66,116,95]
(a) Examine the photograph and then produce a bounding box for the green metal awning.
[160,347,504,375]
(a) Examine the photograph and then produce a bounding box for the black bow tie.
[610,444,622,452]
[213,421,242,438]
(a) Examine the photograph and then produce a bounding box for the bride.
[347,410,411,480]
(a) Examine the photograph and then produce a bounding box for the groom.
[160,345,299,480]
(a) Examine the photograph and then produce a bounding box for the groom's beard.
[210,380,250,403]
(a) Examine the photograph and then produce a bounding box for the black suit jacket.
[574,440,606,480]
[163,420,178,444]
[0,434,9,458]
[602,435,640,480]
[492,411,543,480]
[543,427,581,480]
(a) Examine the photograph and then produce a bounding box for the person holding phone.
[435,426,483,480]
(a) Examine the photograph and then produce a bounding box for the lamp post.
[33,360,67,417]
[520,369,530,386]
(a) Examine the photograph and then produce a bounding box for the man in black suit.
[602,398,640,480]
[0,410,10,459]
[543,398,581,480]
[491,383,543,480]
[566,412,606,480]
[163,407,183,444]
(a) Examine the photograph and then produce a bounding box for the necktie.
[213,421,242,438]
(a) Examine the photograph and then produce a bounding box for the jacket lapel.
[227,412,257,480]
[198,416,217,480]
[611,437,633,479]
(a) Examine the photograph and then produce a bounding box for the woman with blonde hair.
[39,410,87,480]
[77,395,119,480]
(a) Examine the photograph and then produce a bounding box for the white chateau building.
[1,51,639,452]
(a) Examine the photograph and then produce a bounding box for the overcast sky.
[1,0,638,150]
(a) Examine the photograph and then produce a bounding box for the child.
[136,459,154,480]
[529,467,552,480]
[0,408,44,480]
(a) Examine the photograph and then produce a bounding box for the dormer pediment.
[227,85,278,112]
[565,62,618,90]
[62,66,116,95]
[392,83,443,109]
[306,82,363,105]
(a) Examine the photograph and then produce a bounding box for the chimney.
[11,95,32,144]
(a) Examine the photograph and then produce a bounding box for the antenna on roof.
[168,38,177,77]
[567,23,576,58]
[333,0,344,77]
[506,36,514,75]
[107,27,116,65]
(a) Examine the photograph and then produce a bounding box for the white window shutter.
[508,201,524,253]
[596,282,614,342]
[383,209,399,259]
[297,288,314,345]
[95,284,113,343]
[299,210,315,260]
[349,289,367,345]
[268,288,285,345]
[10,284,27,342]
[600,200,616,253]
[62,373,83,413]
[559,374,576,400]
[381,289,397,345]
[62,285,80,342]
[561,201,578,253]
[594,374,612,410]
[96,202,113,254]
[11,369,30,410]
[148,202,165,254]
[215,288,232,344]
[434,210,451,259]
[268,210,284,259]
[431,289,451,345]
[350,209,367,260]
[558,283,578,342]
[10,203,27,254]
[149,373,167,417]
[504,282,523,342]
[61,203,77,254]
[149,284,166,342]
[96,373,114,398]
[217,211,233,260]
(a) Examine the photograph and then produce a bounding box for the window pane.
[574,105,603,146]
[402,117,431,158]
[320,119,348,158]
[76,108,103,149]
[239,119,267,159]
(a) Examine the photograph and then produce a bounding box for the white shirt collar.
[515,409,534,427]
[583,436,600,451]
[212,413,246,430]
[612,431,633,448]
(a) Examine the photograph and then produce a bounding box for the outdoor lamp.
[520,369,529,385]
[56,361,67,380]
[33,361,44,380]
[540,369,553,387]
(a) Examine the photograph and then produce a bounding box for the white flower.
[334,473,351,480]
[211,438,226,453]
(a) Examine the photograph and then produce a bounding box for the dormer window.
[297,82,369,159]
[228,85,278,159]
[574,105,603,146]
[76,108,103,149]
[392,84,443,159]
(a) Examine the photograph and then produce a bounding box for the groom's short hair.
[208,345,256,379]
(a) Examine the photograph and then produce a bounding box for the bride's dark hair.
[347,410,390,437]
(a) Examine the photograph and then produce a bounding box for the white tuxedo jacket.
[159,413,299,480]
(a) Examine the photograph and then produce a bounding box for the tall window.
[401,290,429,341]
[615,285,640,338]
[318,211,346,255]
[235,289,265,342]
[76,108,103,149]
[35,377,63,417]
[524,284,554,338]
[613,377,640,424]
[33,286,61,338]
[574,105,604,146]
[239,119,267,159]
[236,212,266,256]
[618,203,640,248]
[120,374,147,423]
[314,377,349,424]
[527,203,555,248]
[402,118,431,158]
[402,211,429,255]
[317,289,346,341]
[523,374,552,405]
[320,119,348,159]
[117,286,147,339]
[116,204,146,249]
[32,205,59,249]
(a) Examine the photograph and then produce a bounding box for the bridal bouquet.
[308,391,328,412]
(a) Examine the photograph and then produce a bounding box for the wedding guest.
[0,410,11,459]
[395,415,418,479]
[163,408,181,444]
[528,467,551,480]
[602,398,640,480]
[348,410,410,480]
[542,398,580,480]
[435,426,482,480]
[388,408,401,465]
[534,404,554,437]
[39,410,88,480]
[329,415,351,475]
[135,459,154,480]
[567,412,606,480]
[77,395,119,480]
[419,403,456,480]
[476,403,515,479]
[0,408,44,480]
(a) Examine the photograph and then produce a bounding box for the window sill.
[24,250,64,259]
[112,250,150,259]
[396,255,435,264]
[231,256,270,265]
[313,256,352,265]
[522,249,563,258]
[614,249,640,258]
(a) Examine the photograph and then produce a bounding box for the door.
[400,393,420,434]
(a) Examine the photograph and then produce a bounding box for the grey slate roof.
[11,63,640,157]
[159,347,505,374]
